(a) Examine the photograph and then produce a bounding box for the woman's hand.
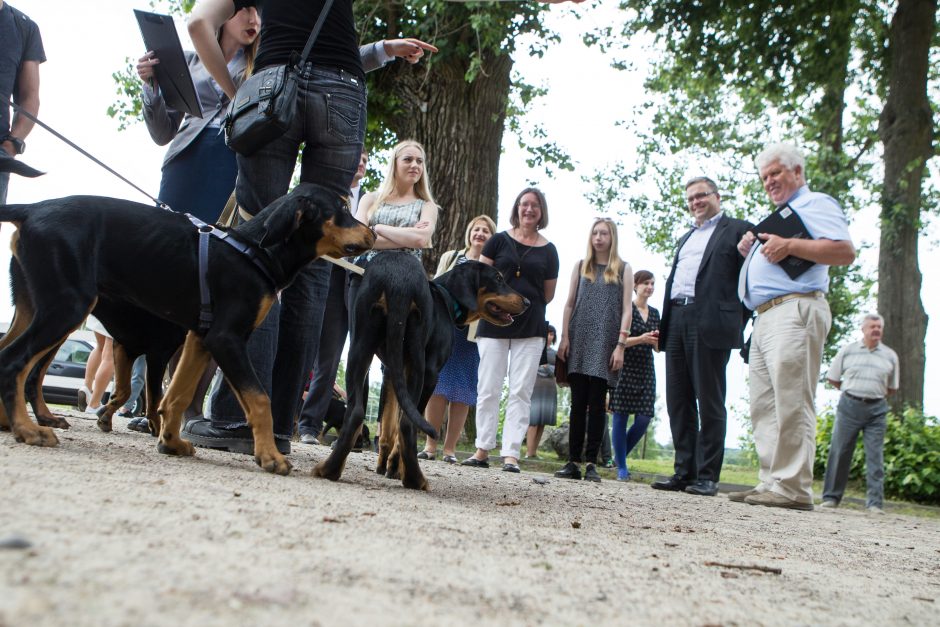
[137,51,159,88]
[558,337,569,361]
[384,38,439,64]
[609,345,624,371]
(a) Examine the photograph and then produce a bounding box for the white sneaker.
[81,405,101,420]
[300,433,319,445]
[820,499,838,508]
[867,505,885,515]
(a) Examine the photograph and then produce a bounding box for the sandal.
[460,457,489,468]
[417,450,437,460]
[442,454,458,464]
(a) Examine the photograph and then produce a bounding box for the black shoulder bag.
[224,0,335,156]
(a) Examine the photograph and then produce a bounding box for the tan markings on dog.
[0,302,30,430]
[376,387,401,475]
[375,293,388,314]
[316,218,375,258]
[31,355,70,430]
[9,229,20,258]
[10,333,69,447]
[254,294,275,329]
[157,332,209,457]
[479,288,527,326]
[229,386,291,475]
[98,343,133,432]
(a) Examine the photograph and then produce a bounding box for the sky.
[3,0,938,445]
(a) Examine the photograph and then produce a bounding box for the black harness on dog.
[184,214,283,334]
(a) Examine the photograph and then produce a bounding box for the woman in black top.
[461,188,559,473]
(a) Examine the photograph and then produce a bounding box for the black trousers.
[664,303,731,482]
[567,372,609,464]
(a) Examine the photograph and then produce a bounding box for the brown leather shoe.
[744,491,814,511]
[727,487,762,502]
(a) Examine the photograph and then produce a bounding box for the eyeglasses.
[686,191,717,206]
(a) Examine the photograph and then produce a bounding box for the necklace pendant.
[516,270,521,278]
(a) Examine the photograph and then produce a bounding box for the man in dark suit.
[651,176,752,496]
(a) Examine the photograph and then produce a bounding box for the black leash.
[0,93,167,208]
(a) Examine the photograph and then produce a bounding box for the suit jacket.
[659,214,753,350]
[141,42,391,169]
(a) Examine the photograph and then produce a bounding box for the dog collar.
[434,283,467,326]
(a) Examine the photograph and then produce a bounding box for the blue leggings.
[611,412,652,477]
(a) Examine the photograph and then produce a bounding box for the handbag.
[555,354,569,387]
[224,0,335,156]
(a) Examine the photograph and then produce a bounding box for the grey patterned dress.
[359,198,425,263]
[567,264,624,387]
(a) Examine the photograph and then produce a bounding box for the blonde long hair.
[581,218,625,284]
[463,214,497,251]
[369,140,436,221]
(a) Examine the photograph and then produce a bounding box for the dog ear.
[443,262,485,314]
[260,202,303,248]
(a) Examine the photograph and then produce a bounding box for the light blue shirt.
[672,211,722,299]
[742,186,851,310]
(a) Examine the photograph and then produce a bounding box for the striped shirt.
[827,341,899,399]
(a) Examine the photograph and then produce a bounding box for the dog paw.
[312,460,343,481]
[402,473,429,491]
[36,414,71,430]
[157,435,195,457]
[14,425,59,447]
[255,452,292,476]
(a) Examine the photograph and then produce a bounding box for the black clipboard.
[134,10,203,118]
[751,203,815,279]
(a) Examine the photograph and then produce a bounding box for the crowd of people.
[1,0,899,513]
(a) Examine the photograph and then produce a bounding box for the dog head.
[254,183,375,257]
[0,152,43,178]
[435,260,529,326]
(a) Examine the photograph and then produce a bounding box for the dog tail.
[0,203,30,222]
[383,292,438,440]
[0,154,44,178]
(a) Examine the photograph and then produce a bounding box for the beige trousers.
[749,295,830,504]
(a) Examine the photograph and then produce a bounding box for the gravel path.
[2,411,938,626]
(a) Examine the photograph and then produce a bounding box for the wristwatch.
[2,135,25,155]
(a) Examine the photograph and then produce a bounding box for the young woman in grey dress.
[555,218,633,482]
[526,324,558,458]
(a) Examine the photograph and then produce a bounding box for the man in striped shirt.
[820,313,899,513]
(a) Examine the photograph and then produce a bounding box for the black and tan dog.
[0,182,374,476]
[314,252,528,490]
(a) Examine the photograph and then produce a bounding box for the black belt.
[671,297,695,306]
[845,392,884,404]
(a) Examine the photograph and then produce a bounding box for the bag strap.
[297,0,336,68]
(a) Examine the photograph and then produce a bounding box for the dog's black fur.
[0,180,374,476]
[314,253,528,490]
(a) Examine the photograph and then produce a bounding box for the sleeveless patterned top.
[360,198,426,264]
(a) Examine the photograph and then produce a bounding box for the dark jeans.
[207,65,366,439]
[567,372,609,464]
[665,302,731,482]
[0,171,8,204]
[298,264,349,437]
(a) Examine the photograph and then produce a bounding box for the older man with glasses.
[651,176,752,497]
[733,142,856,511]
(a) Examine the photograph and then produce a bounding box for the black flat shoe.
[554,461,581,480]
[502,463,521,473]
[460,457,489,468]
[583,463,601,483]
[182,417,290,455]
[685,479,719,496]
[650,475,689,491]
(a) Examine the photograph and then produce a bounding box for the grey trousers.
[822,394,888,509]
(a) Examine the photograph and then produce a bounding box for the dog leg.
[144,350,173,437]
[97,343,133,433]
[157,333,209,458]
[380,389,403,480]
[28,348,71,430]
[0,277,33,432]
[2,337,67,447]
[204,334,291,476]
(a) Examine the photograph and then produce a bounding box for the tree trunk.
[877,0,936,412]
[372,52,512,275]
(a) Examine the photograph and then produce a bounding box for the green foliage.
[815,406,940,504]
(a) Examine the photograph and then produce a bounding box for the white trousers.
[749,295,830,504]
[475,336,544,459]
